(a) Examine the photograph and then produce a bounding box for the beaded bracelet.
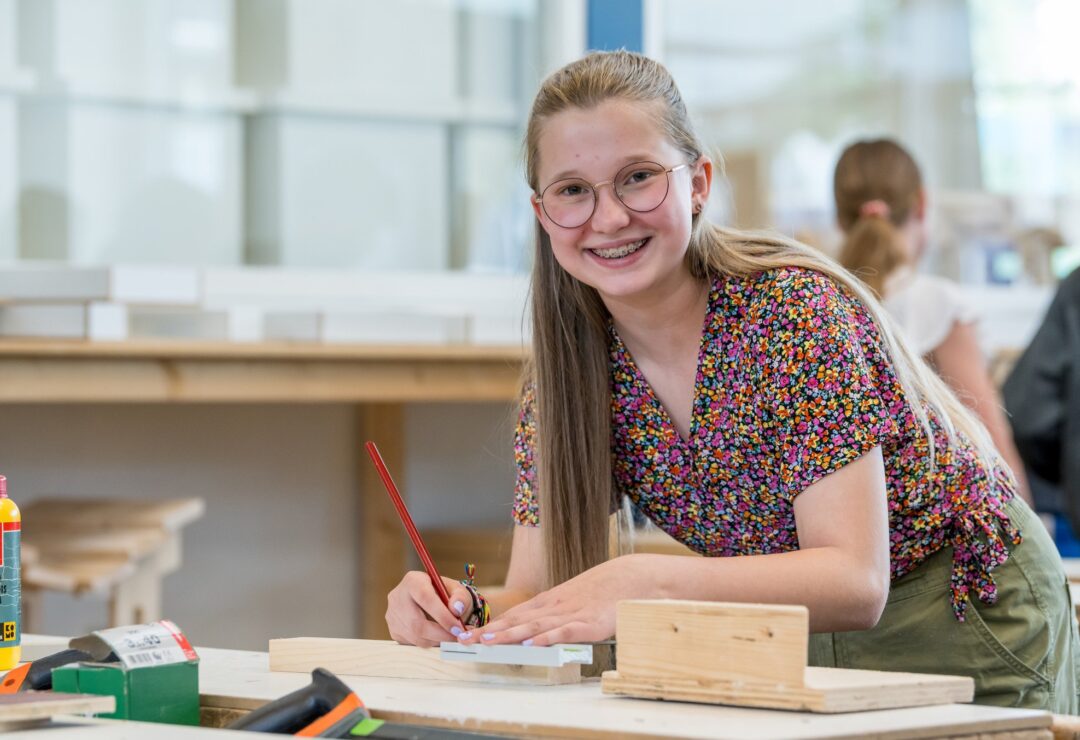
[461,562,491,627]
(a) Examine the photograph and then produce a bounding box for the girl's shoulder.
[721,266,852,316]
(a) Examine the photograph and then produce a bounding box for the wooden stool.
[19,498,204,630]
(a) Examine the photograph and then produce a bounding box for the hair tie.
[859,199,891,219]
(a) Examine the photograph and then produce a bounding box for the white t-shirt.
[882,267,978,357]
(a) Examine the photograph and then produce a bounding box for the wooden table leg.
[357,404,406,639]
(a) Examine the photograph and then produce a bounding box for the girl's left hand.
[457,555,660,647]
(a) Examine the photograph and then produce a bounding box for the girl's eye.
[623,169,656,186]
[558,182,589,198]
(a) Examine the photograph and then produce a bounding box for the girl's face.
[532,99,711,305]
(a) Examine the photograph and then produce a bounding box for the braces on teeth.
[593,239,645,258]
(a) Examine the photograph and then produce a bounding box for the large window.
[0,0,552,273]
[659,0,1080,284]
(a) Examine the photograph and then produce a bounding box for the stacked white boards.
[0,264,530,346]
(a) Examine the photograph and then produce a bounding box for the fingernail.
[453,600,465,615]
[481,633,495,641]
[460,631,472,640]
[450,626,463,637]
[522,639,534,646]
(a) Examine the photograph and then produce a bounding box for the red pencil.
[365,441,453,609]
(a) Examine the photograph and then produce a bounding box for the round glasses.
[536,161,689,229]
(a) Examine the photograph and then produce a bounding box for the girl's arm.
[458,448,891,646]
[928,320,1034,506]
[641,446,891,632]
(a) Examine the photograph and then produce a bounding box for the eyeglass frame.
[534,161,691,229]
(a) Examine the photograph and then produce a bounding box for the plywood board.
[269,638,580,686]
[0,692,114,723]
[602,665,974,713]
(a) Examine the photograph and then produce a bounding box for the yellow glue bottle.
[0,475,21,670]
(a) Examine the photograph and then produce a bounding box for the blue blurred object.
[1053,513,1080,558]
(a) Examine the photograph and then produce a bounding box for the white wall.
[0,401,517,650]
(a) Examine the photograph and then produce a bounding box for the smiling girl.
[386,50,1079,710]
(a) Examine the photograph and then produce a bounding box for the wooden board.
[603,665,975,713]
[0,692,115,723]
[197,647,1052,739]
[601,600,975,713]
[269,637,581,686]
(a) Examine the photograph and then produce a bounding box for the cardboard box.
[52,660,199,725]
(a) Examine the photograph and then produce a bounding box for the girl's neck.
[604,270,710,361]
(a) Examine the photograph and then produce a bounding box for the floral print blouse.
[512,267,1020,621]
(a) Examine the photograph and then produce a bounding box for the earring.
[692,203,702,214]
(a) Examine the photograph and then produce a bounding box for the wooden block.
[269,637,581,686]
[613,600,808,687]
[1052,712,1080,739]
[0,692,115,724]
[601,600,975,713]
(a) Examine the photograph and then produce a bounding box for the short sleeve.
[884,274,978,356]
[758,270,902,499]
[512,383,540,526]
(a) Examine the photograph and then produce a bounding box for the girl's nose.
[590,186,631,233]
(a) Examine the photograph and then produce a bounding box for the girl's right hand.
[385,570,474,647]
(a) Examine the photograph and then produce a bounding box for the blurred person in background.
[1003,268,1080,549]
[833,138,1033,508]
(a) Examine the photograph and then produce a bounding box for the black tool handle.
[227,667,354,733]
[25,649,95,691]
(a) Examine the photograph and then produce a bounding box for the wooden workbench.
[3,638,1058,738]
[193,646,1052,739]
[0,339,526,639]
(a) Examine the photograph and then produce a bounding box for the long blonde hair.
[524,50,1001,588]
[834,139,923,296]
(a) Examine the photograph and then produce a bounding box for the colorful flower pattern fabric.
[512,267,1020,620]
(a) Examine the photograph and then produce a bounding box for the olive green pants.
[809,498,1080,712]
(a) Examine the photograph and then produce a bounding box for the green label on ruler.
[0,528,20,647]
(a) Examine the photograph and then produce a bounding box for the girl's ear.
[691,155,713,213]
[530,193,544,223]
[914,187,928,221]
